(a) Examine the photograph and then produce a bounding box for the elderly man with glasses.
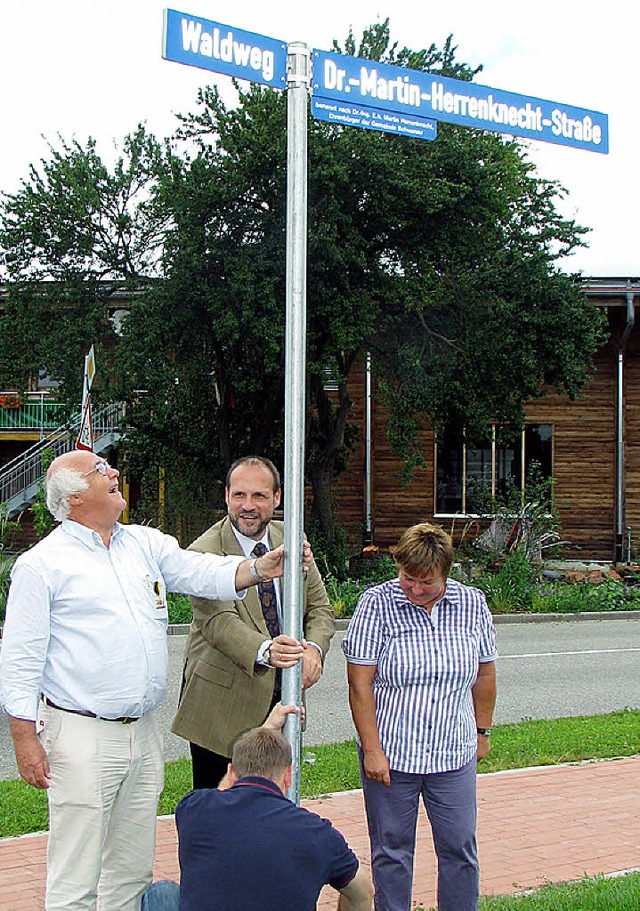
[0,449,304,911]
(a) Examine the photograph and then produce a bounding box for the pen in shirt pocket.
[146,575,167,609]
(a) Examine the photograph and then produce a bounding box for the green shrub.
[167,593,193,624]
[165,547,640,624]
[0,555,12,625]
[532,578,640,613]
[308,521,351,581]
[357,554,396,585]
[323,554,396,618]
[0,503,20,625]
[475,549,539,613]
[475,554,640,615]
[30,448,55,540]
[324,576,364,619]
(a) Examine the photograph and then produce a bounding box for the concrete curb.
[166,609,640,636]
[3,613,637,639]
[490,609,640,624]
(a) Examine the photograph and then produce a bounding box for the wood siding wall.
[620,324,640,559]
[333,334,626,561]
[525,343,617,560]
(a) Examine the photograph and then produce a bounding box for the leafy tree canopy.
[0,20,606,547]
[0,125,168,397]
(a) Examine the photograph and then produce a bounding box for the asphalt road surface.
[1,615,638,781]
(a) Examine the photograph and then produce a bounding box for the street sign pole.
[162,9,608,807]
[282,41,309,805]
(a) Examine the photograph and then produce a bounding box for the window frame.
[433,423,553,518]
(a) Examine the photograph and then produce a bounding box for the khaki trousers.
[38,702,164,911]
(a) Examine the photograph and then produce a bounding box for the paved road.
[1,615,639,780]
[306,615,640,744]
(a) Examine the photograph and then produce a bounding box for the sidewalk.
[1,757,638,910]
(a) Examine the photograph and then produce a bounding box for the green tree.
[30,448,55,540]
[0,503,20,625]
[0,22,606,552]
[121,21,603,547]
[0,125,168,399]
[111,106,291,532]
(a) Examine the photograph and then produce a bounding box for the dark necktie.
[252,543,280,639]
[252,542,282,705]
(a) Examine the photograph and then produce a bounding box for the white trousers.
[38,702,165,911]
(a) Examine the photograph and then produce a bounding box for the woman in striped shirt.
[343,523,497,911]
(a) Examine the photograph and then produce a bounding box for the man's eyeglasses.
[83,459,110,478]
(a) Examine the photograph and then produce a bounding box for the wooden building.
[2,277,639,563]
[332,278,640,563]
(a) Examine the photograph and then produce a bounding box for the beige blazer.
[171,518,335,757]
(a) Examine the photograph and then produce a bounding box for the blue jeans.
[360,750,479,911]
[141,880,181,911]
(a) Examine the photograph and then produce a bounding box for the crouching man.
[143,706,373,911]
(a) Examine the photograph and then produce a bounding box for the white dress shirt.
[0,520,245,721]
[230,526,280,665]
[230,525,323,666]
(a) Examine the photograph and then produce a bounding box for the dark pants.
[360,750,479,911]
[189,686,283,789]
[189,742,230,790]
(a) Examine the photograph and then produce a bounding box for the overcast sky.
[1,1,636,276]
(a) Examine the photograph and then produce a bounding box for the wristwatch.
[477,727,492,737]
[249,558,262,582]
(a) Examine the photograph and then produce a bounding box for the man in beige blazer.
[172,456,335,787]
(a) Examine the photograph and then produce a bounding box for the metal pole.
[616,289,635,563]
[616,346,624,563]
[364,351,373,545]
[282,41,309,805]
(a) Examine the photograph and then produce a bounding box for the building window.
[435,424,552,515]
[35,370,61,391]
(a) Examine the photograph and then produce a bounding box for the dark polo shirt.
[176,776,359,911]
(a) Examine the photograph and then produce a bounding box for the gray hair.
[46,467,89,521]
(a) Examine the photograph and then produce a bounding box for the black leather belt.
[41,695,139,724]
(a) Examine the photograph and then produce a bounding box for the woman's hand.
[477,733,491,760]
[363,747,391,787]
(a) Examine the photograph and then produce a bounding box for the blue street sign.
[163,9,287,89]
[312,97,437,142]
[312,50,608,153]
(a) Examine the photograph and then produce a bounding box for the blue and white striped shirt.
[342,577,497,774]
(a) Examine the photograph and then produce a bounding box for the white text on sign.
[314,51,608,153]
[181,19,275,83]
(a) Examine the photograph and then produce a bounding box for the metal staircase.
[0,402,124,517]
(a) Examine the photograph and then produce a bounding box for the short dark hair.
[393,522,454,578]
[231,727,292,780]
[225,456,281,494]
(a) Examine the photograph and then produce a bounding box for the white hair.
[46,466,89,521]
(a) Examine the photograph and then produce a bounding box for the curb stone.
[166,609,640,636]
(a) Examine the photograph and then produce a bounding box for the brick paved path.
[1,758,638,910]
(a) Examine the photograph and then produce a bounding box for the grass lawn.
[478,872,640,910]
[1,708,638,838]
[1,711,638,909]
[416,872,640,910]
